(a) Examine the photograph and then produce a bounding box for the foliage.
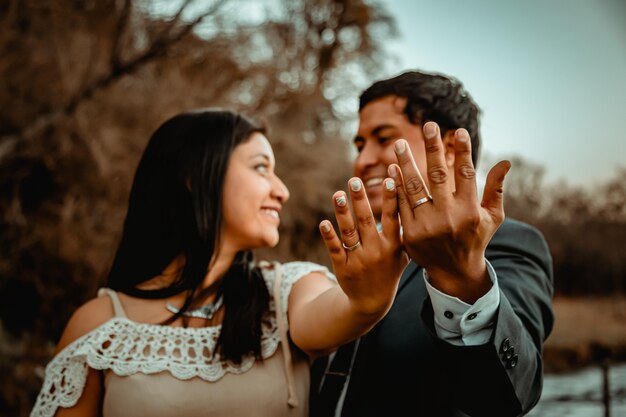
[496,157,626,295]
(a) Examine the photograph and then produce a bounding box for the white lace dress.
[30,262,335,417]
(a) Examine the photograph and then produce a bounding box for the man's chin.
[366,193,383,221]
[370,205,383,223]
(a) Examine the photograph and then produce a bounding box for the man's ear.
[442,130,456,169]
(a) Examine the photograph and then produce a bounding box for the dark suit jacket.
[310,218,554,417]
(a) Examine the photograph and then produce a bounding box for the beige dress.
[30,262,334,417]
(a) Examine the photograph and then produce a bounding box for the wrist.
[425,258,491,304]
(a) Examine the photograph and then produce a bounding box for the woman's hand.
[287,177,407,356]
[320,176,408,317]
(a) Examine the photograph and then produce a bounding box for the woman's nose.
[272,175,290,203]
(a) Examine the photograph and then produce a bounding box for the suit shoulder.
[495,218,548,246]
[489,218,553,278]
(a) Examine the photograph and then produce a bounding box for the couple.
[30,70,553,417]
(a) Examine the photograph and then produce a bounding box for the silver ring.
[411,195,433,209]
[342,241,362,252]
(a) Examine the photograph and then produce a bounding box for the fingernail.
[424,123,437,139]
[456,132,469,143]
[336,195,347,207]
[321,222,331,233]
[394,140,406,154]
[388,165,397,177]
[385,179,395,191]
[350,179,362,192]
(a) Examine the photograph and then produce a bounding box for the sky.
[379,0,626,186]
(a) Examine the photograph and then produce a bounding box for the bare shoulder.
[54,295,115,355]
[290,271,336,304]
[297,270,332,282]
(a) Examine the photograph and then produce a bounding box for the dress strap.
[271,262,299,408]
[97,288,128,318]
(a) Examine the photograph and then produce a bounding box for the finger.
[332,190,361,249]
[392,139,431,208]
[319,220,346,265]
[453,129,478,202]
[481,160,512,221]
[347,177,378,247]
[388,164,414,222]
[422,122,453,204]
[380,177,401,241]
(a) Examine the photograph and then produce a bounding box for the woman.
[30,109,407,417]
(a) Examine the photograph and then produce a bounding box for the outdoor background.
[1,0,625,416]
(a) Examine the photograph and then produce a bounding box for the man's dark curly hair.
[359,70,482,165]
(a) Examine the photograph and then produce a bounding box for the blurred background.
[1,0,624,415]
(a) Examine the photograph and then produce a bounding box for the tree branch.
[110,0,133,72]
[1,0,227,146]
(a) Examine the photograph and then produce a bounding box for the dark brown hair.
[107,109,270,364]
[360,70,482,165]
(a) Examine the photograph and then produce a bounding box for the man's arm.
[423,219,554,416]
[389,123,553,415]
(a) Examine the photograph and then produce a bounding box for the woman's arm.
[288,177,408,357]
[53,368,101,417]
[46,297,113,417]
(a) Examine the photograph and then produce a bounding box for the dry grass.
[544,296,626,372]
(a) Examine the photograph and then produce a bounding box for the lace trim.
[30,261,335,417]
[261,261,335,324]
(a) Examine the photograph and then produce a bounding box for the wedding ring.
[411,195,433,209]
[342,240,362,252]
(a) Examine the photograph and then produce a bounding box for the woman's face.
[221,132,290,252]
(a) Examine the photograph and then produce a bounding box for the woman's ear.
[442,130,457,169]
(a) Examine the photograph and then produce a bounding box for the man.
[310,71,554,416]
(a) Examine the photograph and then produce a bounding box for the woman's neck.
[156,243,238,291]
[203,249,236,289]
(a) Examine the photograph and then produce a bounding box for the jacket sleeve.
[422,219,554,416]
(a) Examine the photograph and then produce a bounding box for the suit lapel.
[340,261,424,416]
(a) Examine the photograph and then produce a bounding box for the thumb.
[481,160,511,220]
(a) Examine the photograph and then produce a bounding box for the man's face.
[354,95,429,219]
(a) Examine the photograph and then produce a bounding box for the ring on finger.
[342,240,362,252]
[411,195,433,209]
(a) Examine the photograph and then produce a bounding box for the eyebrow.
[249,153,272,163]
[353,124,398,143]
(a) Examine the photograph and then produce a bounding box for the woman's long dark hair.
[107,109,270,364]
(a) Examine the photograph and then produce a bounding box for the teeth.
[365,178,383,187]
[263,209,279,219]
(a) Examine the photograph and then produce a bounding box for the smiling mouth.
[262,208,280,220]
[365,177,384,188]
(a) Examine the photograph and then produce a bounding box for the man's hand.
[388,122,510,304]
[319,177,408,316]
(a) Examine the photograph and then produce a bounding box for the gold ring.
[342,241,362,252]
[411,195,433,209]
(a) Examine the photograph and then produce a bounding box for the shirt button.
[444,311,454,319]
[467,313,478,320]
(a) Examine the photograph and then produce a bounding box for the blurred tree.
[497,156,626,296]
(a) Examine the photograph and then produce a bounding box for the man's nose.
[355,142,380,173]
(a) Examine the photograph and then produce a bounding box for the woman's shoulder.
[258,261,336,310]
[259,261,333,278]
[54,294,115,355]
